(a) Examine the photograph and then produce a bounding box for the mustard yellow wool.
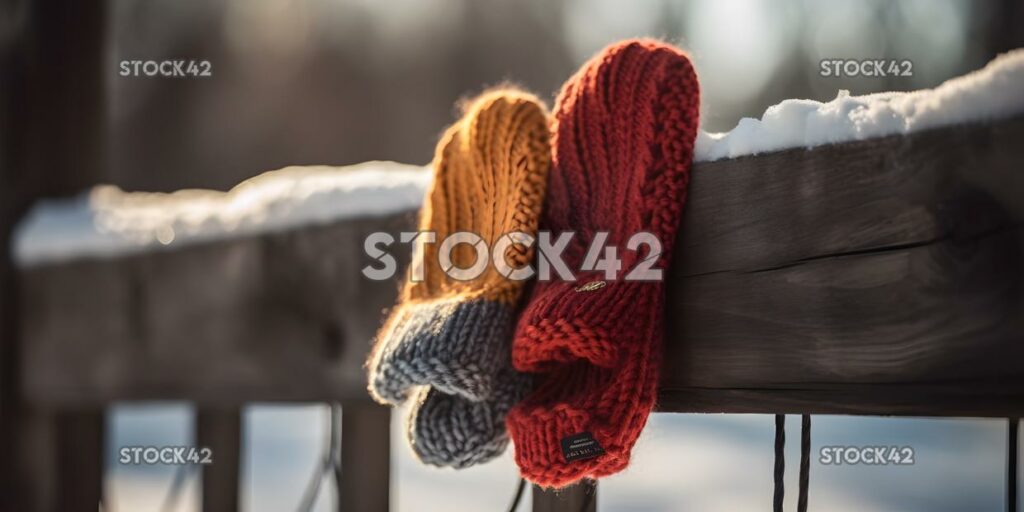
[408,89,550,306]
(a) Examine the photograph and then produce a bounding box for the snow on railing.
[13,161,429,266]
[13,50,1024,271]
[695,49,1024,160]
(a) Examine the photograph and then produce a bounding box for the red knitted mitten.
[506,39,700,488]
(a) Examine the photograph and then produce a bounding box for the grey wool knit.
[408,368,531,469]
[365,89,551,468]
[370,299,514,404]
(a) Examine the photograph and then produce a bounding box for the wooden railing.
[3,116,1022,511]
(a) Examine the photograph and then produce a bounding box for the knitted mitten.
[367,88,550,466]
[506,40,700,488]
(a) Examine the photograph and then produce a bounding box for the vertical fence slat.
[57,411,105,511]
[198,408,242,512]
[1,408,103,512]
[532,481,597,512]
[340,401,390,511]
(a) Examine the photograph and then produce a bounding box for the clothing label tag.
[561,432,605,462]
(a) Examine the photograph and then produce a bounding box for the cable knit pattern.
[506,39,700,488]
[367,88,551,467]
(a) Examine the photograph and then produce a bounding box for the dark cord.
[798,415,811,512]
[774,414,785,512]
[1010,418,1019,512]
[160,464,197,512]
[506,477,526,512]
[296,403,342,512]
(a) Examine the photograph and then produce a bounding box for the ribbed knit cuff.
[369,298,515,405]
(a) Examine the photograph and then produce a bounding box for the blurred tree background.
[107,0,1024,192]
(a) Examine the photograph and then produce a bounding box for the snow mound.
[14,161,430,267]
[694,49,1024,161]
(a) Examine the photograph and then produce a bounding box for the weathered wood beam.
[16,116,1024,418]
[20,211,414,406]
[661,116,1024,416]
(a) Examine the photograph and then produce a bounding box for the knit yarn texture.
[367,88,551,468]
[506,39,700,488]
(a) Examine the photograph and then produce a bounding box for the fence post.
[198,408,242,512]
[57,411,106,510]
[533,481,597,512]
[340,401,391,511]
[0,69,25,510]
[1,0,107,510]
[0,0,31,507]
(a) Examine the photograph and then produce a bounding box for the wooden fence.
[1,1,1021,510]
[3,116,1022,511]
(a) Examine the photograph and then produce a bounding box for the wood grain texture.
[17,117,1024,417]
[674,116,1024,276]
[660,116,1024,416]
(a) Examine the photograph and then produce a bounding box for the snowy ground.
[104,404,1010,512]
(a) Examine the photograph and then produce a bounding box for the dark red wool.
[506,39,700,488]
